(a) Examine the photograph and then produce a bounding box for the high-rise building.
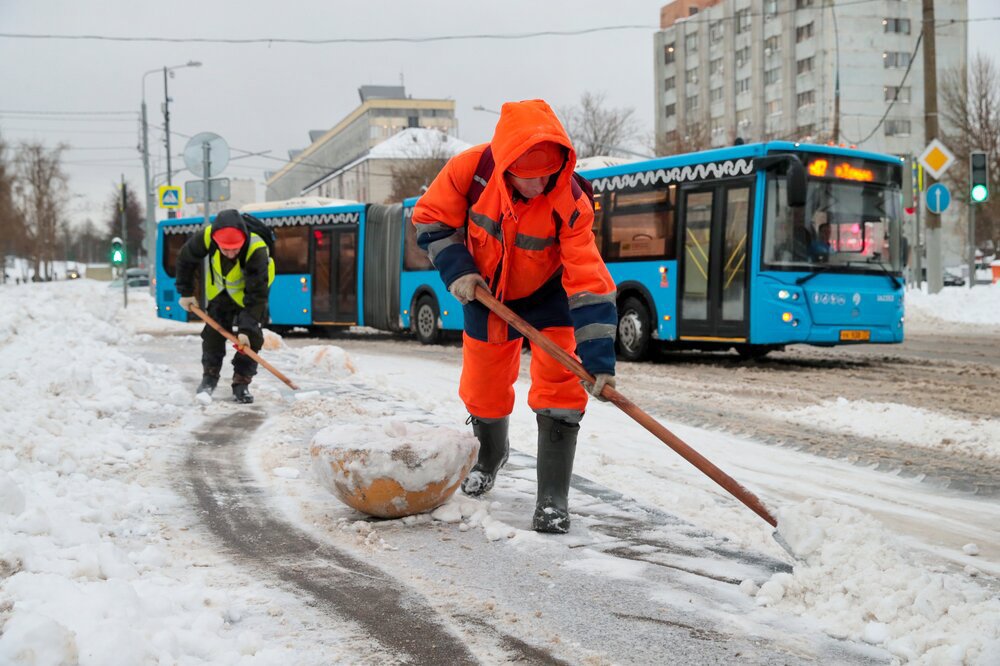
[265,85,457,201]
[653,0,967,158]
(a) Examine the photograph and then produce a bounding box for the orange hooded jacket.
[413,99,617,376]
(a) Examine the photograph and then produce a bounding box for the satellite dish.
[183,132,230,178]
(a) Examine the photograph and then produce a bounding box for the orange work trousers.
[459,327,588,421]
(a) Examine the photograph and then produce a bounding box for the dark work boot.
[197,366,221,395]
[232,373,254,404]
[532,414,579,534]
[461,416,510,497]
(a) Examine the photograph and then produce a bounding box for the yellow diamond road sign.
[918,139,956,181]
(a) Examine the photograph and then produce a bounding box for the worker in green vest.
[175,209,274,403]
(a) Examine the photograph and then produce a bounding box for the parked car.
[66,268,80,279]
[943,270,966,287]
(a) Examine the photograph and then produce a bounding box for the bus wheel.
[736,345,771,361]
[617,296,651,361]
[413,295,441,345]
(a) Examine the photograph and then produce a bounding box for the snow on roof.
[242,196,359,212]
[575,155,639,171]
[368,128,471,160]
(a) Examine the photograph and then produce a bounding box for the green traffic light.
[971,183,989,203]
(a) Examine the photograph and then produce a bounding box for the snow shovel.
[189,304,300,390]
[473,286,779,529]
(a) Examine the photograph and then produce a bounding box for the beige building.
[265,85,457,201]
[303,127,471,204]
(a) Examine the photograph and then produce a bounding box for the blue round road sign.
[926,183,951,214]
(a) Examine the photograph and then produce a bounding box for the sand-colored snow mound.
[261,328,286,351]
[311,421,478,518]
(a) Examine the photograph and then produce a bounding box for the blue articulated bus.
[157,142,906,360]
[579,141,906,360]
[155,197,461,339]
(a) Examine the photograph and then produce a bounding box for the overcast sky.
[1,1,997,230]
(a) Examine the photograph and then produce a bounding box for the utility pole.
[922,0,943,294]
[163,66,175,219]
[141,96,154,275]
[121,176,128,309]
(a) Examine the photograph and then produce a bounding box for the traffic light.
[110,237,126,267]
[970,151,989,203]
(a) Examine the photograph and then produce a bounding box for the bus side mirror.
[757,154,807,208]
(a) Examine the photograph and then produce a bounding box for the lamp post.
[140,60,201,271]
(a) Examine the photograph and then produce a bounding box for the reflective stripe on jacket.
[201,226,275,307]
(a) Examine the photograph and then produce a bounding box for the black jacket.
[175,209,270,326]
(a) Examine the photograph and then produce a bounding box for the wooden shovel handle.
[474,286,776,527]
[190,304,300,391]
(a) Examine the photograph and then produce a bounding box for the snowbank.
[905,281,1000,329]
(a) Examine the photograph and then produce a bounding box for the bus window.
[605,185,676,261]
[273,226,309,273]
[403,218,433,271]
[161,233,191,278]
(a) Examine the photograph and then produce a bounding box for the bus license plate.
[839,329,871,341]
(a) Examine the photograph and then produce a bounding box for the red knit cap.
[212,227,245,250]
[508,141,565,178]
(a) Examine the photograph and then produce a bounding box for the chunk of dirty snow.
[962,543,979,556]
[273,467,300,479]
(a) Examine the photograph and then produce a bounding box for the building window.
[765,66,782,85]
[664,44,675,64]
[798,124,815,137]
[665,103,676,118]
[686,33,699,55]
[797,90,816,108]
[764,0,778,16]
[710,58,724,76]
[736,109,752,127]
[686,94,699,110]
[736,9,752,34]
[710,87,723,103]
[796,22,814,43]
[885,119,912,136]
[883,18,911,34]
[665,76,676,91]
[797,57,815,75]
[884,86,911,102]
[764,36,781,54]
[884,51,911,68]
[710,21,724,42]
[736,77,752,94]
[735,46,752,68]
[796,0,814,7]
[767,99,782,116]
[686,67,699,84]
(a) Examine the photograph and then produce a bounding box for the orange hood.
[489,100,577,213]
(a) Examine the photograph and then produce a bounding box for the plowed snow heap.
[311,421,479,518]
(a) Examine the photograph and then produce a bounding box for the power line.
[0,109,135,116]
[0,25,657,46]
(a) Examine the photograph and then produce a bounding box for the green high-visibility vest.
[202,226,275,306]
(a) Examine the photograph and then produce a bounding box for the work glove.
[237,333,251,351]
[449,273,489,305]
[582,373,616,402]
[178,296,196,312]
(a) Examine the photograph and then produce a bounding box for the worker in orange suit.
[413,99,618,533]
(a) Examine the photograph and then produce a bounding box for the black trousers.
[201,294,264,380]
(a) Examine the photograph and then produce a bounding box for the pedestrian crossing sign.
[158,185,182,209]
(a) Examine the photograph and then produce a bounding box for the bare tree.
[653,121,713,157]
[560,92,642,159]
[0,133,20,283]
[940,53,1000,254]
[13,141,68,281]
[387,138,454,203]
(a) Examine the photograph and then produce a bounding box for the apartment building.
[653,0,967,158]
[265,85,457,201]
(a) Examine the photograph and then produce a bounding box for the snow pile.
[773,398,1000,460]
[311,420,477,517]
[905,282,1000,328]
[0,282,306,665]
[766,499,1000,664]
[294,344,356,377]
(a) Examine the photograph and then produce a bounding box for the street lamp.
[140,60,201,271]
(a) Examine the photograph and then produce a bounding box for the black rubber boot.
[461,416,510,497]
[532,414,579,534]
[232,374,254,404]
[197,366,221,395]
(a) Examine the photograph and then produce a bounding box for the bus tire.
[617,296,651,362]
[413,295,441,345]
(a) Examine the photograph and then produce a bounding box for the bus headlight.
[778,289,790,300]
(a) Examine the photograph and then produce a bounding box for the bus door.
[310,225,358,324]
[677,179,752,341]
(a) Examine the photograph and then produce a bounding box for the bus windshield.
[763,160,903,274]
